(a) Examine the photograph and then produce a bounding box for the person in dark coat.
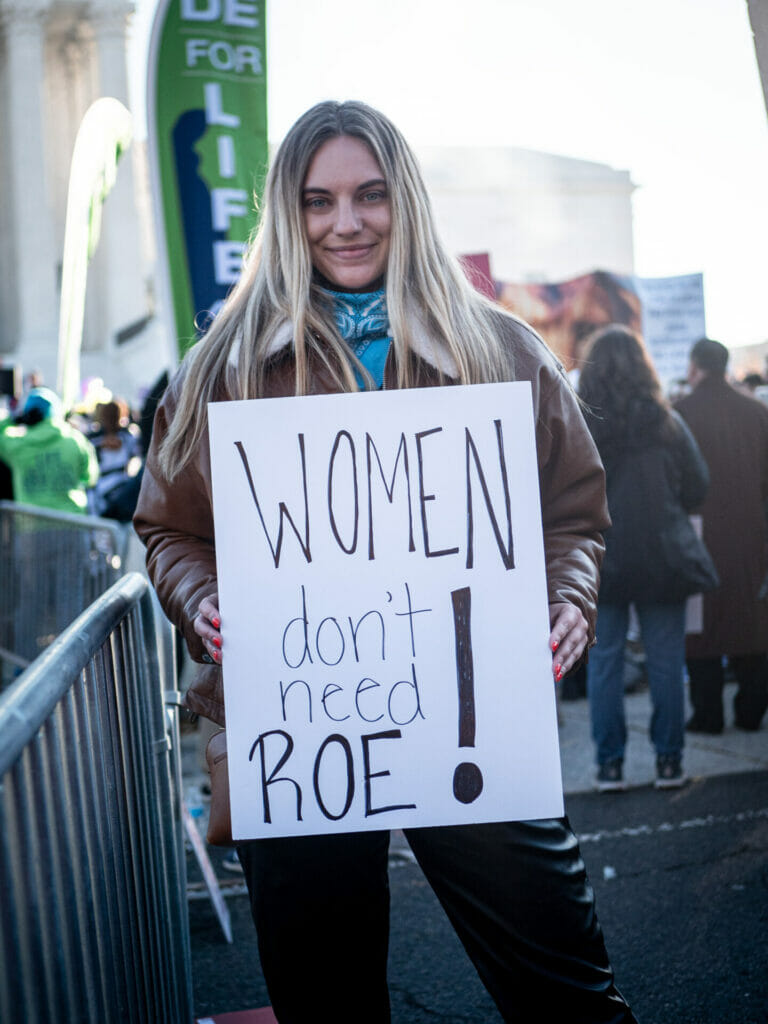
[579,326,714,790]
[675,337,768,733]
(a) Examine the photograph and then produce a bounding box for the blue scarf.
[322,287,392,389]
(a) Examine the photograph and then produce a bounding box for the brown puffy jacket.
[134,315,609,725]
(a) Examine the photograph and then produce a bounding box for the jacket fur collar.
[228,308,459,379]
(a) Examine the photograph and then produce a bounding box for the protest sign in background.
[636,273,706,386]
[209,382,564,840]
[147,0,267,358]
[496,269,706,387]
[497,271,643,372]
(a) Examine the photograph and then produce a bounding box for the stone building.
[419,146,635,284]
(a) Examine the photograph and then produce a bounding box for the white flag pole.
[56,97,133,411]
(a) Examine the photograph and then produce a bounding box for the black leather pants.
[237,818,636,1023]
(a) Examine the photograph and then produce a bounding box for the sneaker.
[221,849,243,873]
[595,760,626,792]
[655,755,687,789]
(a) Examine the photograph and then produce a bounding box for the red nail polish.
[214,650,221,664]
[212,617,221,629]
[212,636,222,649]
[551,640,559,653]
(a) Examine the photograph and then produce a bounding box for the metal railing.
[0,500,129,684]
[0,573,193,1023]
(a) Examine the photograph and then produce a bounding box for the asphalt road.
[189,769,768,1023]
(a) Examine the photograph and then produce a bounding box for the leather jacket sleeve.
[530,356,609,644]
[133,375,218,665]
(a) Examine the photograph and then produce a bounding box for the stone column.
[90,0,134,104]
[0,0,60,378]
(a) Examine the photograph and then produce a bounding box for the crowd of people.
[0,371,168,524]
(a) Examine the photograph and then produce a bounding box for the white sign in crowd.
[638,272,707,387]
[210,382,564,840]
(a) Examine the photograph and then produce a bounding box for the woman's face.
[302,135,391,291]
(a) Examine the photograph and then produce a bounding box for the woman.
[89,399,143,520]
[135,101,635,1023]
[578,325,713,792]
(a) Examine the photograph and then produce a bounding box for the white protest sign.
[209,382,564,840]
[637,273,706,387]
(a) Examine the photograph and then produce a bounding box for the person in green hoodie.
[0,387,98,513]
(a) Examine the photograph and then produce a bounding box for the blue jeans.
[587,602,686,765]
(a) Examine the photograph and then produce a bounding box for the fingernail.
[551,640,559,652]
[212,617,221,629]
[212,636,222,648]
[214,650,221,664]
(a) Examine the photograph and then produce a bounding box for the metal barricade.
[0,500,129,686]
[0,573,194,1024]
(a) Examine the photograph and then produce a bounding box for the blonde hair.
[159,100,515,480]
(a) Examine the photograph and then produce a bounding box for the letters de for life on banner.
[208,382,564,840]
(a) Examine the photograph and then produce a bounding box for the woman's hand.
[194,595,222,665]
[549,601,588,682]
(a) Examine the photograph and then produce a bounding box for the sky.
[129,0,768,350]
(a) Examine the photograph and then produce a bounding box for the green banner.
[147,0,267,358]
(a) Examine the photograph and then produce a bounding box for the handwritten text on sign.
[209,382,563,839]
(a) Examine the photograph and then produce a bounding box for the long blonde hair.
[159,100,515,480]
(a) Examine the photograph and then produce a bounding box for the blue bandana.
[322,287,392,389]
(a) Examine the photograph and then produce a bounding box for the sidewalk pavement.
[558,679,768,793]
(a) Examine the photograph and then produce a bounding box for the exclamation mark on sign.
[451,586,483,804]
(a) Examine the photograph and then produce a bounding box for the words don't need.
[233,418,517,570]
